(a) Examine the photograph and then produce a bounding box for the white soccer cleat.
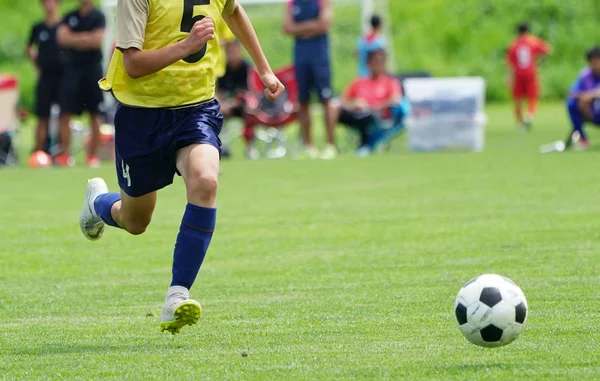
[160,286,202,335]
[79,178,109,241]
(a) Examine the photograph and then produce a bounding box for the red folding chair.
[243,66,299,158]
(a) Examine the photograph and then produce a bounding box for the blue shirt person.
[565,47,600,149]
[357,15,387,77]
[283,0,337,159]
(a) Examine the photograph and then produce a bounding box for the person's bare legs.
[298,102,312,147]
[157,143,219,334]
[318,99,338,159]
[34,118,49,152]
[110,191,157,235]
[58,113,71,154]
[88,113,103,158]
[176,144,219,207]
[514,99,523,127]
[323,100,336,146]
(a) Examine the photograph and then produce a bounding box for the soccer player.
[564,47,600,150]
[338,49,402,156]
[507,23,551,130]
[27,0,65,159]
[80,0,284,334]
[356,15,387,77]
[56,0,106,167]
[283,0,337,159]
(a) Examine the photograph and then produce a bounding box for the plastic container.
[403,77,487,152]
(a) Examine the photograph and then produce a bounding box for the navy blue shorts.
[114,99,223,197]
[294,59,332,104]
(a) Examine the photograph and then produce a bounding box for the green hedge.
[390,0,600,101]
[1,0,599,107]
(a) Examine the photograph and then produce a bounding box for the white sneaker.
[160,286,202,335]
[319,144,337,160]
[299,145,319,160]
[79,178,108,241]
[246,146,260,160]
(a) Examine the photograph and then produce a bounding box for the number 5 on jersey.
[181,0,211,63]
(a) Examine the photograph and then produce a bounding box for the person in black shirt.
[217,41,257,159]
[27,0,65,157]
[56,0,105,167]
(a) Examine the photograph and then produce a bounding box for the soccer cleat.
[355,146,372,157]
[245,146,260,160]
[160,286,202,335]
[79,178,109,241]
[54,153,75,167]
[86,155,101,168]
[319,144,337,160]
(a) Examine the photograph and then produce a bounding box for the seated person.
[217,40,258,159]
[565,46,600,150]
[338,48,403,155]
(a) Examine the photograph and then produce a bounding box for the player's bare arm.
[223,3,284,100]
[122,17,215,79]
[57,25,104,50]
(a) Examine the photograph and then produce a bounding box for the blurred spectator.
[283,0,337,160]
[217,40,259,160]
[338,49,402,156]
[357,15,387,77]
[56,0,106,167]
[215,20,236,79]
[564,47,600,150]
[507,22,551,130]
[26,0,64,161]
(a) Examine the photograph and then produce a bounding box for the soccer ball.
[454,274,528,348]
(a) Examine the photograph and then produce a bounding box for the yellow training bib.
[100,0,230,108]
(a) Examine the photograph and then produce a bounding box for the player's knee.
[122,214,152,235]
[187,171,219,202]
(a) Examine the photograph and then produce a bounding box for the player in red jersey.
[507,23,551,130]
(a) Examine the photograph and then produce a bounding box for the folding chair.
[0,75,19,166]
[244,66,299,158]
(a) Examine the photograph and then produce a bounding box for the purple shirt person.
[566,47,600,149]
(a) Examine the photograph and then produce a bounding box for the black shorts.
[35,71,62,118]
[59,64,104,115]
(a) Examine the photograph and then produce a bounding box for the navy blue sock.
[93,193,121,228]
[171,204,217,290]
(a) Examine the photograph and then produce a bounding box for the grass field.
[2,103,600,380]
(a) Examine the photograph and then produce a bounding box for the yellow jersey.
[100,0,237,108]
[215,21,236,78]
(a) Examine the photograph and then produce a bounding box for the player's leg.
[512,77,525,127]
[565,98,589,149]
[56,70,80,166]
[80,105,177,240]
[83,64,105,167]
[313,58,337,159]
[295,61,318,157]
[157,143,218,334]
[32,75,51,153]
[524,78,539,127]
[80,177,157,240]
[86,113,103,168]
[338,107,375,154]
[159,102,222,334]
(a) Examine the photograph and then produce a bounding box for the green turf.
[2,103,600,380]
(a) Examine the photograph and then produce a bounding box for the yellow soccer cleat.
[159,286,202,335]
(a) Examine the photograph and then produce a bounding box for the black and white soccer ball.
[454,274,528,348]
